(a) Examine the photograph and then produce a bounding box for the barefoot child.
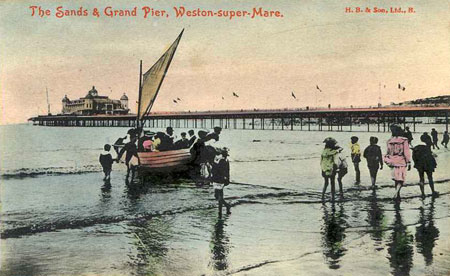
[321,138,339,201]
[211,148,231,217]
[99,144,114,181]
[350,136,361,183]
[336,146,348,198]
[363,137,383,187]
[384,125,411,201]
[413,135,438,197]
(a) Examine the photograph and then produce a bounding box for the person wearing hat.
[430,128,440,150]
[321,137,340,201]
[190,130,210,185]
[384,125,411,201]
[205,126,222,145]
[350,136,361,183]
[174,132,190,149]
[188,129,197,147]
[413,135,438,197]
[211,147,231,216]
[158,127,176,151]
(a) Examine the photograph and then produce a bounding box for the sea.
[0,123,449,276]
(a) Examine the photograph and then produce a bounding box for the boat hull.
[137,149,192,174]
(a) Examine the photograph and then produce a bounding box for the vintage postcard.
[1,0,449,275]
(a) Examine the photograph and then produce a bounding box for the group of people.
[321,125,444,201]
[98,126,233,216]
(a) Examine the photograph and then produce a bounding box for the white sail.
[138,29,184,120]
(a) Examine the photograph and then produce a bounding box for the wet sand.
[1,125,450,275]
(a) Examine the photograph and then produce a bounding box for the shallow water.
[1,124,449,276]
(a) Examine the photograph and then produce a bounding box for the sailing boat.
[135,29,193,173]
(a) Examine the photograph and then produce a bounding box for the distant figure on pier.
[363,137,383,187]
[430,128,440,150]
[413,135,438,197]
[211,148,231,217]
[174,132,190,149]
[384,125,411,201]
[188,129,197,147]
[99,144,114,182]
[421,132,433,149]
[442,131,449,148]
[321,137,339,201]
[350,136,361,183]
[404,126,413,146]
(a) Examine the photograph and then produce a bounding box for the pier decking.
[29,106,450,132]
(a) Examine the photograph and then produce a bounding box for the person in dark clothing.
[117,137,140,180]
[158,127,175,151]
[188,129,197,147]
[335,146,347,199]
[190,130,210,185]
[421,132,433,149]
[404,126,413,146]
[430,128,439,150]
[205,127,222,144]
[99,144,114,181]
[413,135,438,197]
[174,132,190,149]
[363,137,383,187]
[442,131,449,148]
[211,148,231,217]
[113,136,127,155]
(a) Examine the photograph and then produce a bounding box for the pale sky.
[1,0,449,124]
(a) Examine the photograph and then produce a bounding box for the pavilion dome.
[120,93,128,100]
[87,86,98,97]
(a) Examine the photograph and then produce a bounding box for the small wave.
[0,165,103,179]
[233,154,318,163]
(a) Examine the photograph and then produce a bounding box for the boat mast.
[136,60,143,129]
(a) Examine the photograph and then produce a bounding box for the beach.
[1,124,449,276]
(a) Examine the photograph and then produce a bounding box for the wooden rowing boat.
[137,149,192,173]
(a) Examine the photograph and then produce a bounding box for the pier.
[29,106,450,132]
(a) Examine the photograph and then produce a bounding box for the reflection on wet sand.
[321,202,347,269]
[128,217,172,275]
[209,217,230,272]
[366,189,386,244]
[415,197,439,266]
[387,202,414,276]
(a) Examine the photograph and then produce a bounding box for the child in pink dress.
[384,125,411,200]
